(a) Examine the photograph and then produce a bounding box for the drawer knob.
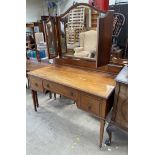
[35,83,38,87]
[47,84,50,88]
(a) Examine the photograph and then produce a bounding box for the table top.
[28,64,116,99]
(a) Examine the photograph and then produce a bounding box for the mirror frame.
[57,3,113,67]
[59,18,68,55]
[43,16,58,59]
[44,3,114,68]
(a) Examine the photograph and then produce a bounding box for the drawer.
[43,80,78,101]
[29,76,44,92]
[80,94,101,116]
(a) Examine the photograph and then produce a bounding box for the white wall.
[26,0,48,23]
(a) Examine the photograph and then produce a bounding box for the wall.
[26,0,128,22]
[26,0,48,23]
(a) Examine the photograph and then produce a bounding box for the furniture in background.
[112,13,125,45]
[110,13,125,60]
[111,57,128,66]
[91,9,99,28]
[35,32,44,44]
[105,65,128,145]
[74,30,97,58]
[110,3,128,59]
[66,6,85,49]
[26,22,44,49]
[26,22,47,61]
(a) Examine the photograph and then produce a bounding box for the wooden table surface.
[28,64,116,99]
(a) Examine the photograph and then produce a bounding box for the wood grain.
[28,64,116,99]
[96,11,114,67]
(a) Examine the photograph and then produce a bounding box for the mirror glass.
[60,5,102,61]
[45,19,57,57]
[60,20,67,54]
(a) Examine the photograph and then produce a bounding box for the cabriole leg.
[105,123,114,146]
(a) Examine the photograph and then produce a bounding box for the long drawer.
[43,80,78,101]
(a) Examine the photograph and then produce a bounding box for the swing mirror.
[60,4,105,61]
[44,17,58,58]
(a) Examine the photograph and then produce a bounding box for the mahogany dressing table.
[28,3,125,147]
[28,64,116,148]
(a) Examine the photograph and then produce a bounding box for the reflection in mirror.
[61,5,102,61]
[46,19,57,57]
[60,20,67,54]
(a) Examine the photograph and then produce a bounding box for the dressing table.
[28,64,116,148]
[28,3,125,147]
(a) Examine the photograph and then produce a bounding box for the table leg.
[99,119,105,148]
[35,91,39,107]
[31,90,37,112]
[27,78,30,88]
[49,91,52,99]
[54,93,56,100]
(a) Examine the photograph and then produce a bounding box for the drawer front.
[29,76,43,92]
[43,80,78,101]
[80,94,101,116]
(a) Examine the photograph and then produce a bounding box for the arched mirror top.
[59,3,111,61]
[60,3,107,18]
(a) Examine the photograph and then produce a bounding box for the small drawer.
[80,93,101,116]
[43,80,78,101]
[29,76,43,92]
